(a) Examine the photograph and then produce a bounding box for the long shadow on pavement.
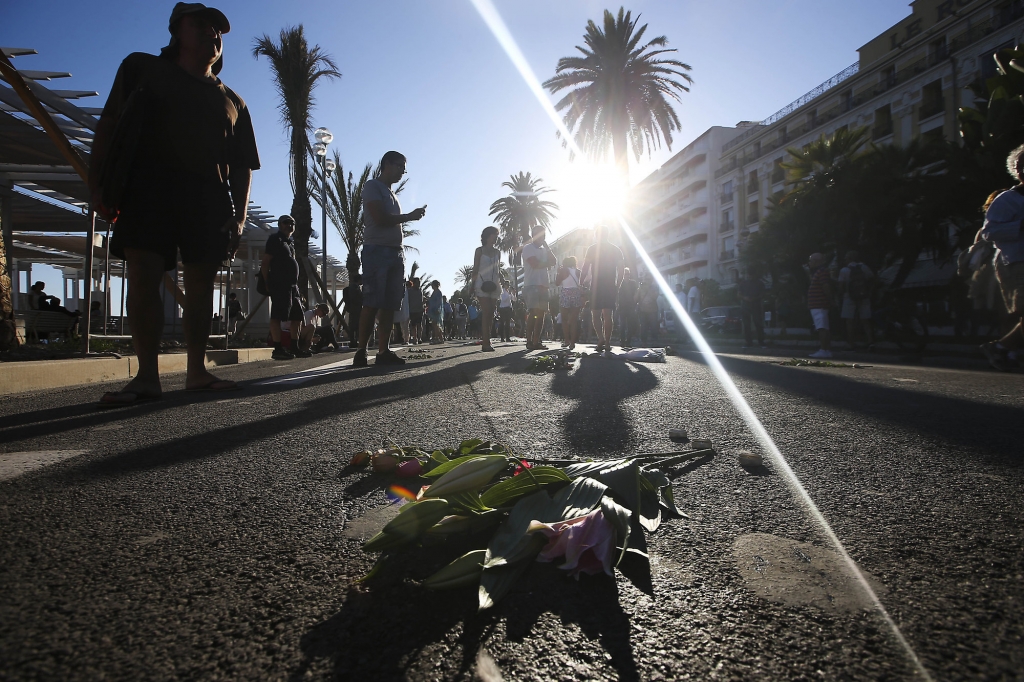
[549,354,660,457]
[701,354,1024,464]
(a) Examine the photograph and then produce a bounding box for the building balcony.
[746,182,759,195]
[746,213,759,226]
[720,191,734,205]
[719,249,736,261]
[770,169,785,184]
[720,220,735,233]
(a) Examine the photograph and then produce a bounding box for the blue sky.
[4,0,910,302]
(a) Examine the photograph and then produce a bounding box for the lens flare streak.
[468,0,933,678]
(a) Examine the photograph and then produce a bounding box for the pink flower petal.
[528,509,615,577]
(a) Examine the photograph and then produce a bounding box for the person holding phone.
[522,225,556,350]
[354,150,426,367]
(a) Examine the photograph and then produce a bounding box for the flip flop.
[185,379,240,393]
[97,391,162,409]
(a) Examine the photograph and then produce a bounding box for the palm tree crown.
[488,172,558,271]
[543,7,692,173]
[253,26,340,292]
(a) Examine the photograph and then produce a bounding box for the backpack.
[457,303,468,318]
[846,264,869,302]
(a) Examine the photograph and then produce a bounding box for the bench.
[15,310,78,342]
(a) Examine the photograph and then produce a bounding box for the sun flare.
[549,161,629,234]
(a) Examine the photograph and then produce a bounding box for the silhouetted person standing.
[90,2,259,406]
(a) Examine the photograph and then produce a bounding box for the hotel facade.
[632,0,1024,290]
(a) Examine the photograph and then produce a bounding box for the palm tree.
[542,7,692,176]
[782,126,870,190]
[488,172,558,292]
[253,25,340,296]
[309,151,418,260]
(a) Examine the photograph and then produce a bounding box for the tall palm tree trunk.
[291,129,313,298]
[0,229,14,350]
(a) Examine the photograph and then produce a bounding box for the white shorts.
[841,296,871,320]
[810,308,829,331]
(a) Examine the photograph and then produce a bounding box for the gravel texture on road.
[0,342,1021,681]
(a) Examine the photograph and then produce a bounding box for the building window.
[721,209,734,232]
[720,180,734,204]
[873,104,893,139]
[747,170,758,194]
[883,65,896,88]
[920,79,944,119]
[842,88,853,111]
[747,201,759,225]
[922,127,945,145]
[771,158,784,184]
[753,140,761,157]
[929,37,948,65]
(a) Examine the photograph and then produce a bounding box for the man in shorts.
[980,143,1024,370]
[582,225,624,353]
[262,215,303,359]
[807,252,833,358]
[522,226,556,350]
[353,151,426,367]
[90,2,259,406]
[837,250,874,349]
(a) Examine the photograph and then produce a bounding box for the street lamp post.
[313,127,334,301]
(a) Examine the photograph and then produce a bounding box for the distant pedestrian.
[555,256,583,350]
[979,144,1024,369]
[226,292,243,334]
[262,215,301,360]
[470,226,501,351]
[636,275,661,345]
[616,267,638,346]
[90,2,257,405]
[807,252,833,358]
[455,297,469,339]
[838,250,875,350]
[498,281,515,342]
[408,277,423,344]
[427,280,446,343]
[354,150,427,367]
[522,226,556,350]
[443,296,454,338]
[687,278,702,316]
[737,270,766,349]
[342,251,363,347]
[468,300,479,338]
[582,225,624,353]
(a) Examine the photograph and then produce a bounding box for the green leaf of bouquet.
[600,495,632,567]
[430,450,450,464]
[479,467,570,508]
[422,454,503,478]
[446,491,492,513]
[478,552,538,611]
[459,438,485,454]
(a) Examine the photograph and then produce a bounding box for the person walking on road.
[738,270,766,349]
[90,2,259,405]
[979,144,1024,370]
[807,252,833,358]
[522,226,556,350]
[427,280,446,344]
[470,226,501,352]
[582,225,623,353]
[636,274,661,345]
[838,251,875,350]
[555,256,583,350]
[261,215,302,360]
[498,281,515,342]
[354,151,426,367]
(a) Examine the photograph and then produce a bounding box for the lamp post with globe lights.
[313,127,335,294]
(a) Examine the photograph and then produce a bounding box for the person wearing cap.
[262,215,302,360]
[90,2,260,406]
[352,151,427,367]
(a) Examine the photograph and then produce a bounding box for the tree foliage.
[253,26,340,293]
[543,7,692,172]
[488,172,558,280]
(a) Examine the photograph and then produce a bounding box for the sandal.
[97,391,162,409]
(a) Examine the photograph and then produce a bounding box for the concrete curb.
[0,348,276,397]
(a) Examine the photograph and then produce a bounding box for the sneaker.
[374,349,407,366]
[352,348,368,367]
[808,349,832,359]
[294,348,313,358]
[272,348,294,360]
[980,341,1011,371]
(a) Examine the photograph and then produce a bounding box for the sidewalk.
[0,348,314,396]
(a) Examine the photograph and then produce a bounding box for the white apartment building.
[716,0,1024,264]
[629,125,748,290]
[632,0,1024,289]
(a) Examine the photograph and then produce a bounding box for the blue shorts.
[361,244,405,311]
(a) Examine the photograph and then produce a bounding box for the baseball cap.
[278,215,295,226]
[168,3,230,33]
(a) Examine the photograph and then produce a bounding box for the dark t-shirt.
[585,241,624,290]
[408,287,423,316]
[227,299,242,318]
[97,53,260,184]
[265,232,299,289]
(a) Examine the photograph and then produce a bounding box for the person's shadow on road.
[550,354,660,457]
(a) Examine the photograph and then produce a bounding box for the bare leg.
[376,308,395,352]
[997,319,1024,349]
[182,262,231,390]
[118,248,165,397]
[480,297,495,350]
[602,309,614,347]
[592,309,602,345]
[358,306,378,349]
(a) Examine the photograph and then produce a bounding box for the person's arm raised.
[364,200,426,228]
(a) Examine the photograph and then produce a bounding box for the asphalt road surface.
[1,342,1021,681]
